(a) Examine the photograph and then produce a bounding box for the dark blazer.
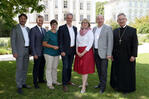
[11,24,30,56]
[30,25,46,56]
[58,24,77,55]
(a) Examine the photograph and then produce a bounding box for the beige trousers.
[44,54,59,86]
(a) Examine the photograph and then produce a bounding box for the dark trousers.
[62,53,74,86]
[94,49,108,90]
[33,55,45,85]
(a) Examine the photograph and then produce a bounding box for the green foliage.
[106,19,119,30]
[0,47,11,55]
[96,1,107,15]
[130,16,149,34]
[0,37,11,55]
[138,34,149,43]
[0,0,45,37]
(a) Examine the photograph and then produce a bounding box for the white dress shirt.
[94,26,103,49]
[67,25,75,47]
[20,24,29,46]
[76,30,94,51]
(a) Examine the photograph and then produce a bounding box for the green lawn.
[0,53,149,99]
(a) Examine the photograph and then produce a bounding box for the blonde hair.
[81,19,90,28]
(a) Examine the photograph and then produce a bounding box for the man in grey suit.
[93,15,113,93]
[30,15,46,88]
[11,14,31,94]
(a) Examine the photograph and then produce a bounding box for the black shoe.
[99,89,104,94]
[94,85,100,89]
[17,88,23,94]
[39,80,46,83]
[34,84,40,89]
[22,84,31,89]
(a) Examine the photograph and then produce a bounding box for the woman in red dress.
[74,19,95,93]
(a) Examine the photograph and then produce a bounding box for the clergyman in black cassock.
[110,13,138,93]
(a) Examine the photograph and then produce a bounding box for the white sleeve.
[85,30,94,51]
[76,32,79,48]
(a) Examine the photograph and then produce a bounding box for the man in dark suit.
[11,14,31,94]
[58,13,77,92]
[30,15,46,88]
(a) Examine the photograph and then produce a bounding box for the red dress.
[74,46,95,75]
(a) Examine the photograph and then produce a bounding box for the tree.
[106,19,119,30]
[0,0,45,37]
[96,1,107,16]
[130,16,149,34]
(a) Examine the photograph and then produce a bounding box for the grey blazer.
[11,24,30,56]
[93,24,113,59]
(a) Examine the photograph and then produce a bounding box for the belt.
[24,46,29,48]
[94,48,98,51]
[70,46,75,48]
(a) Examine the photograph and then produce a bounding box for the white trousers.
[44,54,59,86]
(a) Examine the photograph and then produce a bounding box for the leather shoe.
[94,85,100,89]
[34,84,40,89]
[22,84,31,89]
[17,88,23,94]
[100,89,104,94]
[67,82,75,86]
[63,86,68,92]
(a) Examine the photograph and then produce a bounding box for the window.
[64,14,67,20]
[80,2,83,10]
[55,14,58,20]
[44,14,48,21]
[64,0,68,8]
[87,15,90,21]
[129,1,132,7]
[80,15,83,21]
[73,1,76,9]
[73,14,76,21]
[87,2,90,10]
[44,0,48,8]
[135,1,137,7]
[55,0,58,8]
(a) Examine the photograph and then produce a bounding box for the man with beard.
[11,14,31,94]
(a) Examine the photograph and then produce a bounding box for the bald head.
[96,14,104,27]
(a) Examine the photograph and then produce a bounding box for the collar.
[20,24,26,28]
[121,25,127,28]
[37,25,42,29]
[67,24,73,28]
[97,25,103,29]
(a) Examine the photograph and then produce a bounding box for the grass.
[0,53,149,99]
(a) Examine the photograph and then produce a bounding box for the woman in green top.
[43,20,61,89]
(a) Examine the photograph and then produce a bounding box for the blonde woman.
[74,19,95,93]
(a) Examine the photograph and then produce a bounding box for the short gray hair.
[117,13,126,18]
[96,14,104,19]
[66,13,73,18]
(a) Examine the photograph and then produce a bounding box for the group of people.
[10,12,138,95]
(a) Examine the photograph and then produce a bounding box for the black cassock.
[110,25,138,93]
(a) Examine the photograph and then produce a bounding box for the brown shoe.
[67,82,75,86]
[63,86,68,92]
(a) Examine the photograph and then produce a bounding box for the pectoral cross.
[119,39,122,45]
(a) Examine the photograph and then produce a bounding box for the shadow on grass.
[0,55,149,99]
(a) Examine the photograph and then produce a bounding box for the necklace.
[118,26,127,45]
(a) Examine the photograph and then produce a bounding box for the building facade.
[104,0,149,23]
[26,0,96,29]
